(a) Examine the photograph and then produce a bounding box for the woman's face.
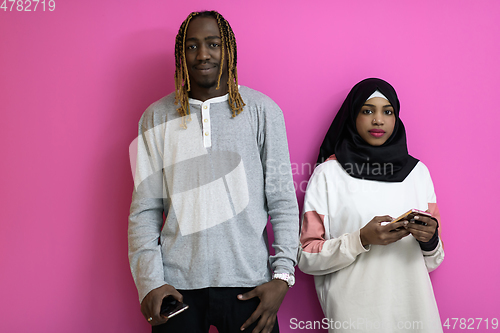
[355,97,396,146]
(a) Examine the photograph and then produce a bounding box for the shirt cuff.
[422,238,442,256]
[272,264,295,276]
[351,229,371,254]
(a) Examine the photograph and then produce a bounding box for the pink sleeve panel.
[428,202,442,236]
[300,211,326,253]
[325,154,337,162]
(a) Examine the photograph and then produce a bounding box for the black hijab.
[317,78,418,182]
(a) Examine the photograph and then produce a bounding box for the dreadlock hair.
[174,11,245,127]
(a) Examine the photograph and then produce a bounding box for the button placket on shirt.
[201,103,211,147]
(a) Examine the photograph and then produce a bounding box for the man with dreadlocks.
[128,11,299,333]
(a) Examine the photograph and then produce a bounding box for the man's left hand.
[237,279,289,332]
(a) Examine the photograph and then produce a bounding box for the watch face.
[288,275,295,286]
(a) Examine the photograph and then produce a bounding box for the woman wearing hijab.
[298,78,444,332]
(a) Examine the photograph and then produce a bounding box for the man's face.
[185,17,227,91]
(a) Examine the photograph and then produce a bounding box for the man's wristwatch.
[272,273,295,287]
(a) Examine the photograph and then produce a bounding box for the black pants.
[152,287,280,333]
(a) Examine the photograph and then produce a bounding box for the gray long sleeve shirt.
[128,86,299,302]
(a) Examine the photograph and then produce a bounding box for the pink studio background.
[1,0,499,332]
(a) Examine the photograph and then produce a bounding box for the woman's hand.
[360,215,410,247]
[404,214,438,242]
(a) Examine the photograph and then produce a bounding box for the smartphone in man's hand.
[160,296,189,319]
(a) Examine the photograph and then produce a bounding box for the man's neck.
[189,84,229,102]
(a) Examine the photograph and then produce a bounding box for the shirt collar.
[189,93,229,105]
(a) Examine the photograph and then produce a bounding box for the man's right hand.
[360,215,410,247]
[141,284,183,326]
